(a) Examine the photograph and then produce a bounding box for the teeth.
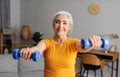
[58,30,63,31]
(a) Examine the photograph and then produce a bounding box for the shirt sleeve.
[70,38,80,52]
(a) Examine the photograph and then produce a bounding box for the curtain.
[0,0,10,32]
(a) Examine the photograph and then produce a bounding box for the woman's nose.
[59,23,63,28]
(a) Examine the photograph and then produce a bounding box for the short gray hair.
[53,11,73,27]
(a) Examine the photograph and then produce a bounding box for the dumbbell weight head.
[101,37,109,48]
[81,38,92,49]
[12,48,21,59]
[31,51,40,62]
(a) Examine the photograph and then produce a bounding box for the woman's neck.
[54,35,67,44]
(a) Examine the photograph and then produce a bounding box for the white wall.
[20,0,120,37]
[20,0,120,77]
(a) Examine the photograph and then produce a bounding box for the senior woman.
[20,11,101,77]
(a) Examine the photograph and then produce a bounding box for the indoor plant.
[32,32,43,45]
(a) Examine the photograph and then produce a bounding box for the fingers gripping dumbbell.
[12,48,40,62]
[81,37,109,49]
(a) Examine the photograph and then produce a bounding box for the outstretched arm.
[20,42,46,61]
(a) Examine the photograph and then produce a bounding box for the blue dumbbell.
[81,37,109,49]
[12,48,40,62]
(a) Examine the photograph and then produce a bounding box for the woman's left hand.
[89,35,101,48]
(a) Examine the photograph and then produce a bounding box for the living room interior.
[0,0,120,77]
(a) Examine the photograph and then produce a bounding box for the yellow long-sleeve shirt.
[41,37,79,77]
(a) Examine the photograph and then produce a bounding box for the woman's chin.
[56,34,64,37]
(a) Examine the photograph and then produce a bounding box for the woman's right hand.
[20,42,46,61]
[20,47,34,61]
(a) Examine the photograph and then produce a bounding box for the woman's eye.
[55,20,60,24]
[63,22,67,25]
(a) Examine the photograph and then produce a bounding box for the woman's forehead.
[55,14,69,20]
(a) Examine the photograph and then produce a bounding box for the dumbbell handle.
[81,37,109,49]
[12,48,40,62]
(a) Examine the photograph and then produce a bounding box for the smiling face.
[53,14,71,37]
